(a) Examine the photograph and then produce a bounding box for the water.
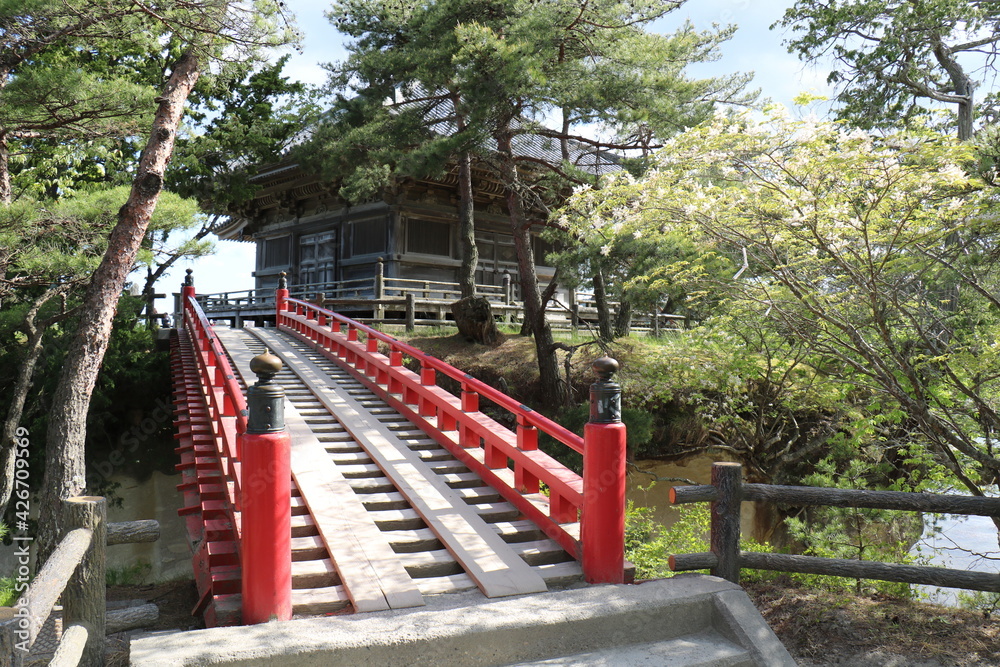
[911,513,1000,606]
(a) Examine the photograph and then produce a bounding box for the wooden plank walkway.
[217,329,424,612]
[172,328,353,624]
[247,327,549,599]
[204,324,580,611]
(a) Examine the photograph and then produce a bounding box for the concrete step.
[130,576,795,667]
[509,631,753,667]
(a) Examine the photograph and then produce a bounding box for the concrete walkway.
[131,576,795,666]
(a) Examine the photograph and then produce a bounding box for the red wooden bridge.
[170,276,629,626]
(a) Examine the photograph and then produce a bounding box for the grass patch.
[107,560,152,587]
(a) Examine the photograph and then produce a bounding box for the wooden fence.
[187,269,685,334]
[670,462,1000,593]
[0,497,160,667]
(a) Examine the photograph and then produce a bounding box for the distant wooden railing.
[189,271,685,335]
[669,462,1000,592]
[0,498,160,667]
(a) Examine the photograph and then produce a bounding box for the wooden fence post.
[711,462,742,584]
[569,290,578,335]
[62,496,106,667]
[405,293,416,331]
[374,258,385,322]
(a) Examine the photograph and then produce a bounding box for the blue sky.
[176,0,834,298]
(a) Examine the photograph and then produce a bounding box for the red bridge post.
[582,357,627,584]
[275,271,289,325]
[181,268,196,325]
[240,351,292,624]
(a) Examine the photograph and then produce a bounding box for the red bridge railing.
[277,290,628,583]
[181,282,247,498]
[180,278,293,625]
[176,271,627,628]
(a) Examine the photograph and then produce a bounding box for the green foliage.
[626,501,770,581]
[625,502,711,580]
[776,0,997,138]
[957,590,1000,616]
[310,0,752,200]
[540,404,654,471]
[547,190,735,327]
[784,458,922,597]
[3,0,297,202]
[168,56,320,212]
[566,107,1000,497]
[0,523,17,605]
[0,294,172,512]
[0,578,18,607]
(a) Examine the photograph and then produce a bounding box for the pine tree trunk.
[496,131,564,404]
[0,132,11,205]
[456,149,478,299]
[593,269,613,342]
[0,288,67,518]
[932,37,974,141]
[614,299,633,338]
[36,50,202,565]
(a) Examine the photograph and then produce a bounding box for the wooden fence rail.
[669,462,1000,593]
[0,498,160,667]
[187,270,686,335]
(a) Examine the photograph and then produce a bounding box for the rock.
[451,296,500,345]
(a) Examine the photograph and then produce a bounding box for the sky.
[171,0,834,301]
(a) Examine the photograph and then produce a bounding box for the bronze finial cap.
[183,268,194,286]
[250,350,282,381]
[278,271,288,289]
[592,357,619,379]
[246,350,285,433]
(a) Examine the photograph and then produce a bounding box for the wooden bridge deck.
[173,323,582,625]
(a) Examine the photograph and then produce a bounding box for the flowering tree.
[565,107,1000,508]
[549,177,733,339]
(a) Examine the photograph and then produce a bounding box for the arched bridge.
[160,275,795,666]
[172,277,629,626]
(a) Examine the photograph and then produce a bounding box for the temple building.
[212,160,560,297]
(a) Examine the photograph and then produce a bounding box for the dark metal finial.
[249,350,282,383]
[278,271,287,290]
[589,357,621,424]
[183,268,194,287]
[246,350,285,433]
[592,357,619,381]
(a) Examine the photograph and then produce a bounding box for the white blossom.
[938,163,966,183]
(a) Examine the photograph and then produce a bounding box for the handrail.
[1,497,104,667]
[184,295,248,433]
[284,296,583,453]
[182,293,246,504]
[278,296,587,560]
[670,462,1000,593]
